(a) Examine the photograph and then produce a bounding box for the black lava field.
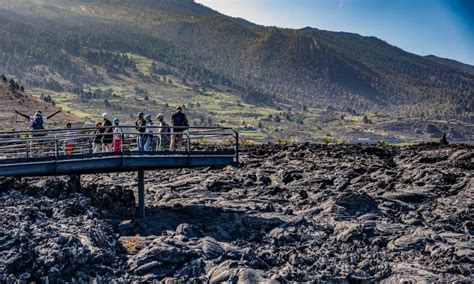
[1,143,473,282]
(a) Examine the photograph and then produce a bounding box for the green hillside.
[0,0,473,142]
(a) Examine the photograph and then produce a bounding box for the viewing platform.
[0,126,239,217]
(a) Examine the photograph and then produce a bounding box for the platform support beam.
[68,175,81,191]
[138,169,145,219]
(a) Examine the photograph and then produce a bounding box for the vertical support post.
[185,132,191,166]
[137,169,145,219]
[54,135,58,158]
[26,140,30,159]
[186,132,191,154]
[234,131,239,165]
[89,137,93,155]
[68,175,81,191]
[121,132,124,153]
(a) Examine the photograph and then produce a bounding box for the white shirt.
[114,127,123,140]
[65,129,75,143]
[146,122,155,134]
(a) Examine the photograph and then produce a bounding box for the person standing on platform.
[170,106,189,151]
[135,112,146,151]
[156,113,170,151]
[64,122,75,155]
[144,114,155,151]
[101,113,113,152]
[93,121,103,154]
[113,118,123,153]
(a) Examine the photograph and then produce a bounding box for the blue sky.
[198,0,474,65]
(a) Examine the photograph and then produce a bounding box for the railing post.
[234,131,239,165]
[121,132,124,153]
[186,132,191,155]
[89,137,93,155]
[26,140,30,159]
[54,135,58,158]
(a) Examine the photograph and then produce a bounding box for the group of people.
[92,105,189,154]
[15,105,189,154]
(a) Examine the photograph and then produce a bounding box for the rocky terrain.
[0,143,473,282]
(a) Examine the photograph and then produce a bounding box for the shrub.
[224,137,236,146]
[276,138,290,145]
[363,115,372,124]
[322,136,333,145]
[377,140,390,147]
[439,133,449,145]
[197,137,208,145]
[240,138,251,146]
[121,236,144,254]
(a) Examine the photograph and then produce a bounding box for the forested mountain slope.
[0,0,472,122]
[425,55,474,76]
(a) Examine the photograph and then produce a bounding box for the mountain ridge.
[425,55,474,75]
[0,0,472,124]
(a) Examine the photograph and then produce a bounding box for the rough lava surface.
[0,143,473,282]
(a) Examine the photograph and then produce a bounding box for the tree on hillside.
[1,74,7,83]
[8,79,20,93]
[363,115,372,124]
[439,133,449,145]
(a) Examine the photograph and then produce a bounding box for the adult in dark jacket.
[101,113,113,152]
[170,106,189,151]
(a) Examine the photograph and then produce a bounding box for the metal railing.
[0,126,239,163]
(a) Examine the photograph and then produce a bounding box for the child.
[113,118,123,153]
[64,122,75,155]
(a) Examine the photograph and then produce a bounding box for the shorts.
[102,135,113,144]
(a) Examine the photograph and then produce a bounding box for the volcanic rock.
[0,143,472,282]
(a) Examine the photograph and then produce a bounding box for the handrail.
[0,125,234,136]
[0,126,239,164]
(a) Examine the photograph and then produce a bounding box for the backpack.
[32,116,44,130]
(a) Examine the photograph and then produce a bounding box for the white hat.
[102,113,110,120]
[156,113,164,119]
